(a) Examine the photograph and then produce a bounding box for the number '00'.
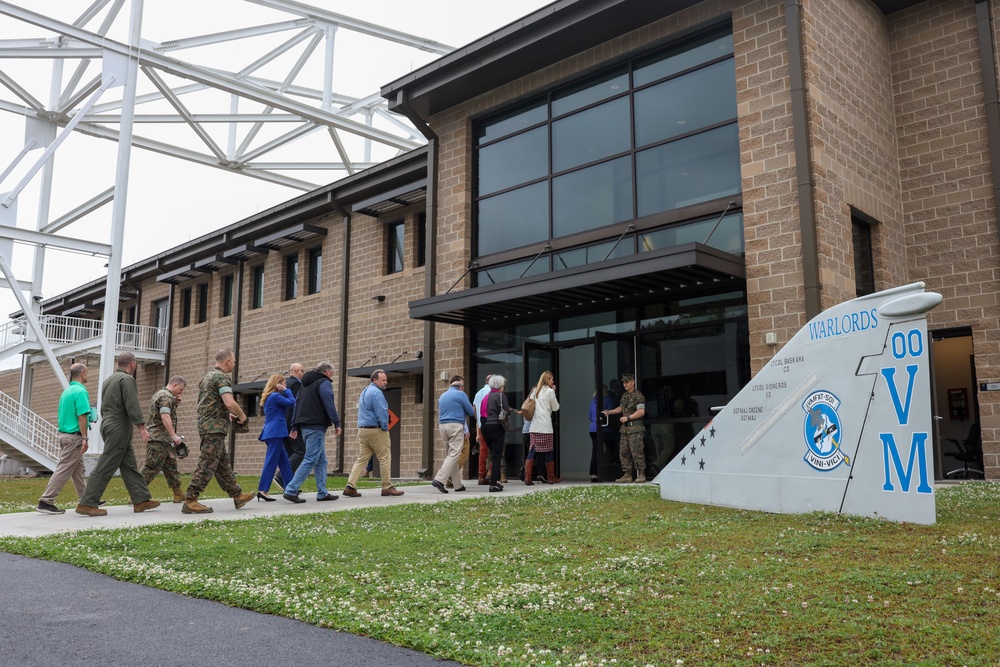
[891,329,923,359]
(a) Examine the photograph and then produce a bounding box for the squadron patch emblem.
[802,390,849,471]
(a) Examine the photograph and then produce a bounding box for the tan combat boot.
[615,471,633,483]
[182,498,214,514]
[233,491,256,509]
[634,472,647,484]
[75,504,107,517]
[172,486,185,503]
[133,499,161,513]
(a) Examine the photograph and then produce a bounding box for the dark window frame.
[284,253,299,301]
[196,282,209,323]
[307,246,322,294]
[387,219,405,274]
[221,274,235,317]
[151,298,168,330]
[180,287,192,328]
[851,208,877,297]
[251,265,265,310]
[472,23,738,274]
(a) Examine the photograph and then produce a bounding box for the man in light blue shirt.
[431,375,476,493]
[343,369,403,498]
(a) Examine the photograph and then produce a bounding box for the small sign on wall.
[980,382,1000,392]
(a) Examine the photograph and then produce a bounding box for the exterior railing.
[0,315,166,355]
[0,389,60,463]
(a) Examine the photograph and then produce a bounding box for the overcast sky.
[0,0,552,318]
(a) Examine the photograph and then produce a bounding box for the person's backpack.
[520,395,536,421]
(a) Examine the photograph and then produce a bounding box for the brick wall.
[888,0,1000,476]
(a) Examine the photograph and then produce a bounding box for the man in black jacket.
[281,362,342,503]
[275,362,305,489]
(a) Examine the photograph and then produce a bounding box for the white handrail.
[0,389,61,463]
[0,315,166,354]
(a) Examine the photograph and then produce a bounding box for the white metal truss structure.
[0,0,448,455]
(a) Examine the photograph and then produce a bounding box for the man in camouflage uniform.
[602,373,648,483]
[182,349,255,514]
[141,375,187,503]
[76,352,160,516]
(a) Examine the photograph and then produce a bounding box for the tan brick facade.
[5,0,999,482]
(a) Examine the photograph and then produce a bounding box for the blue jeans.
[284,428,330,498]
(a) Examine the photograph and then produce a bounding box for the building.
[1,0,996,483]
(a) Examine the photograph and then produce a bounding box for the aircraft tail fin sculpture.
[653,283,942,524]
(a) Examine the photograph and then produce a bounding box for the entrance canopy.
[409,243,745,328]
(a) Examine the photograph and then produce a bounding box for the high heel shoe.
[256,491,276,502]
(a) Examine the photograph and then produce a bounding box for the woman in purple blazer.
[256,373,296,501]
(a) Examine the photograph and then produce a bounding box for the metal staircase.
[0,389,60,474]
[0,315,167,473]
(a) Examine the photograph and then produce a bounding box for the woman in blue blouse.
[256,373,296,501]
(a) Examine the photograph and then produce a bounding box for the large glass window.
[636,124,740,215]
[196,283,209,324]
[553,156,633,237]
[552,97,630,172]
[474,25,740,285]
[180,288,192,327]
[477,182,548,255]
[478,127,548,197]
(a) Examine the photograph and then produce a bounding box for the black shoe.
[316,493,339,501]
[454,485,467,492]
[256,491,277,502]
[97,500,107,506]
[282,493,305,504]
[489,485,504,492]
[431,480,448,494]
[36,501,65,515]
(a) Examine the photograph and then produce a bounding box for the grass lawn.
[1,480,998,666]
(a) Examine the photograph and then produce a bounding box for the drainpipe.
[976,0,1000,241]
[229,260,245,466]
[335,198,350,473]
[163,282,174,385]
[785,0,821,318]
[391,94,439,479]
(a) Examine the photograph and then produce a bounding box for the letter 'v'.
[880,365,918,425]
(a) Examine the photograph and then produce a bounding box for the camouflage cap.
[620,373,635,382]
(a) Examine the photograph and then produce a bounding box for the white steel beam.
[41,187,114,234]
[0,225,112,255]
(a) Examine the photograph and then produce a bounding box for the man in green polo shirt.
[36,363,94,514]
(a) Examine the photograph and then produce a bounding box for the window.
[251,265,264,309]
[387,220,404,274]
[851,211,876,296]
[221,274,234,317]
[284,253,299,301]
[473,26,740,282]
[180,288,192,327]
[416,213,426,268]
[307,246,322,294]
[196,283,209,323]
[151,299,168,330]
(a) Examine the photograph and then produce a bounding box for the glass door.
[595,332,637,481]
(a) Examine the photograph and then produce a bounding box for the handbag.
[499,406,510,431]
[520,395,536,421]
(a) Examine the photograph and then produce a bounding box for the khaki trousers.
[347,428,393,490]
[39,433,87,505]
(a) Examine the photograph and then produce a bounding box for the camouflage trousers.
[185,432,242,500]
[619,429,646,472]
[142,440,182,490]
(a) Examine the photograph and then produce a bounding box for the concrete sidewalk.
[0,479,582,538]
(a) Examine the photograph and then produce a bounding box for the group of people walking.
[36,349,648,517]
[37,350,403,516]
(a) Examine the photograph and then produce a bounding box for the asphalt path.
[1,548,461,667]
